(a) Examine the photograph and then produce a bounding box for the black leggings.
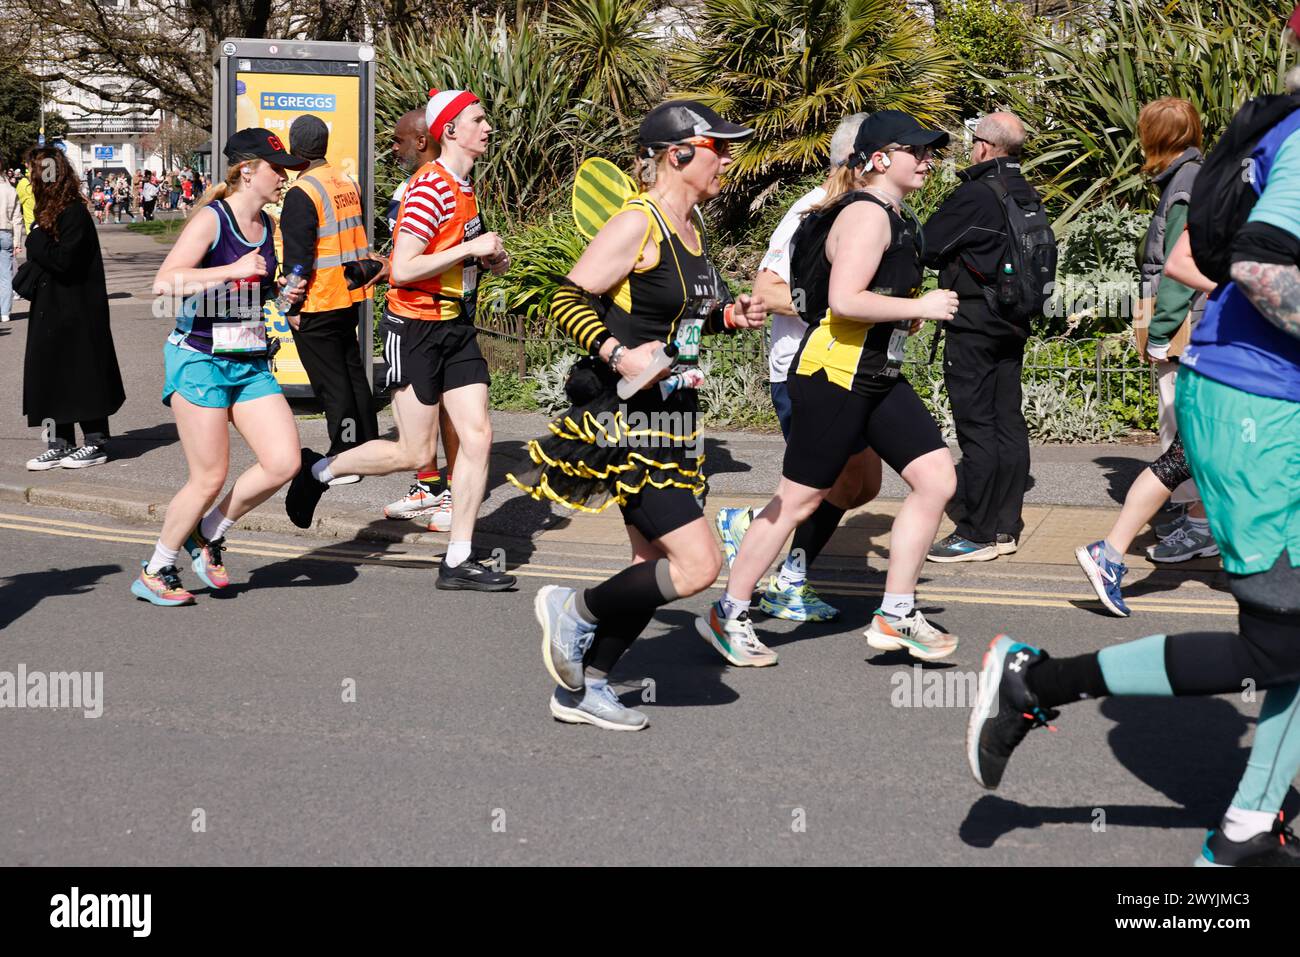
[51,419,110,449]
[1150,433,1192,493]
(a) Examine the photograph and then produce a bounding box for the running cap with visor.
[638,99,754,150]
[848,111,949,169]
[223,128,309,170]
[426,88,481,138]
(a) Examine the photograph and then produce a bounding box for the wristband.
[608,344,627,374]
[722,302,737,329]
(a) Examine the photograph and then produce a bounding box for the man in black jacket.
[923,112,1036,562]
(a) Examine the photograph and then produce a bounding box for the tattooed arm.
[1229,259,1300,340]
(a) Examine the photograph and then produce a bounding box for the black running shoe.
[1197,814,1300,867]
[436,557,517,592]
[285,448,327,529]
[967,634,1059,789]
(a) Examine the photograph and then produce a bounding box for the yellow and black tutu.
[507,359,705,514]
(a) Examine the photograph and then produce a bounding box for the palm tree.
[672,0,959,207]
[547,0,665,124]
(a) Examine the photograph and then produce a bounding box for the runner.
[968,102,1300,865]
[714,112,883,623]
[283,88,516,592]
[132,129,309,606]
[510,99,767,730]
[379,107,458,533]
[697,111,961,665]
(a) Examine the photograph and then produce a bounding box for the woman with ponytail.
[132,129,308,607]
[21,147,125,472]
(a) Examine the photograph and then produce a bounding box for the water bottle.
[617,342,678,400]
[274,264,306,313]
[658,367,706,400]
[997,261,1017,307]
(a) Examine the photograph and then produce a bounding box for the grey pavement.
[0,503,1263,866]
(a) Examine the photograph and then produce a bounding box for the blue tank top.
[171,199,277,355]
[1183,113,1300,402]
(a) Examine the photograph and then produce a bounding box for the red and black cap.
[223,128,310,171]
[849,111,949,168]
[638,99,754,148]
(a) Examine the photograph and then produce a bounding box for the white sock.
[200,508,234,541]
[310,456,336,484]
[881,592,914,619]
[445,540,472,568]
[1185,516,1210,533]
[719,592,750,620]
[776,554,806,589]
[1220,806,1277,842]
[146,542,180,575]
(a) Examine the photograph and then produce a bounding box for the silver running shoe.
[550,683,649,731]
[1147,523,1218,563]
[695,604,779,667]
[865,608,959,661]
[537,585,596,692]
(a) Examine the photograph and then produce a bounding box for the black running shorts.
[381,309,490,406]
[619,482,703,542]
[782,369,947,488]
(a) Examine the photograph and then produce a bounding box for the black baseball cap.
[223,128,309,170]
[638,99,754,147]
[849,111,949,168]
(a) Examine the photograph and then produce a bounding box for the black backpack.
[979,176,1057,324]
[1189,92,1300,284]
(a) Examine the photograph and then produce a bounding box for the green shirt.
[1149,201,1196,347]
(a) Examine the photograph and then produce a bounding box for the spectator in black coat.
[922,112,1039,563]
[20,147,125,471]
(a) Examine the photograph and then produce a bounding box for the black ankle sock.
[790,501,847,569]
[1025,653,1109,709]
[582,558,676,623]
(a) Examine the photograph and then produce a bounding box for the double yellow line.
[0,511,1239,616]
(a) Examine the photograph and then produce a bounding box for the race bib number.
[676,317,704,364]
[212,320,268,355]
[463,261,479,298]
[886,325,908,364]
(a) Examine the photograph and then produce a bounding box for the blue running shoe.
[536,585,596,692]
[759,576,839,621]
[1075,540,1130,617]
[928,533,997,563]
[714,506,753,568]
[967,635,1058,789]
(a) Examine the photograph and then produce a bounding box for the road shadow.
[701,436,753,477]
[0,564,123,630]
[1094,455,1153,506]
[960,696,1299,849]
[107,423,179,462]
[613,607,742,707]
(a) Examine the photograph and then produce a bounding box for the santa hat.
[426,88,480,139]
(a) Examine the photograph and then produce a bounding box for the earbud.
[445,122,456,138]
[672,144,696,167]
[880,154,892,170]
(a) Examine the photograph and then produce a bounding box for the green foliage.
[489,370,540,411]
[934,0,1036,117]
[989,0,1295,226]
[671,0,958,214]
[0,70,68,168]
[529,353,578,415]
[1055,201,1148,275]
[375,12,618,223]
[547,0,665,123]
[1022,380,1123,443]
[696,357,780,430]
[479,212,589,335]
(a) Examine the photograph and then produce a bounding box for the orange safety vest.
[290,162,374,313]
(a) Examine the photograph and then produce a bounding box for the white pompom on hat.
[426,88,481,139]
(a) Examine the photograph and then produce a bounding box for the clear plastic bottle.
[274,264,306,313]
[617,342,678,400]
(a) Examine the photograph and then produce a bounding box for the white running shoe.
[865,608,959,661]
[328,473,362,486]
[426,489,453,533]
[383,483,440,520]
[695,604,779,667]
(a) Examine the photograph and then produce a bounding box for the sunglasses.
[885,144,942,162]
[681,135,731,157]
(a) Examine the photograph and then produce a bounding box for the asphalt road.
[0,502,1276,867]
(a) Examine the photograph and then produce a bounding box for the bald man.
[922,111,1049,563]
[379,107,461,529]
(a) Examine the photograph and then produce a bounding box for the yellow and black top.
[790,191,923,395]
[552,195,731,360]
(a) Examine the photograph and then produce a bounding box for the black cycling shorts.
[381,309,489,407]
[619,482,702,542]
[782,369,947,488]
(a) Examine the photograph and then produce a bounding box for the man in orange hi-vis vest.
[281,115,384,476]
[284,89,517,592]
